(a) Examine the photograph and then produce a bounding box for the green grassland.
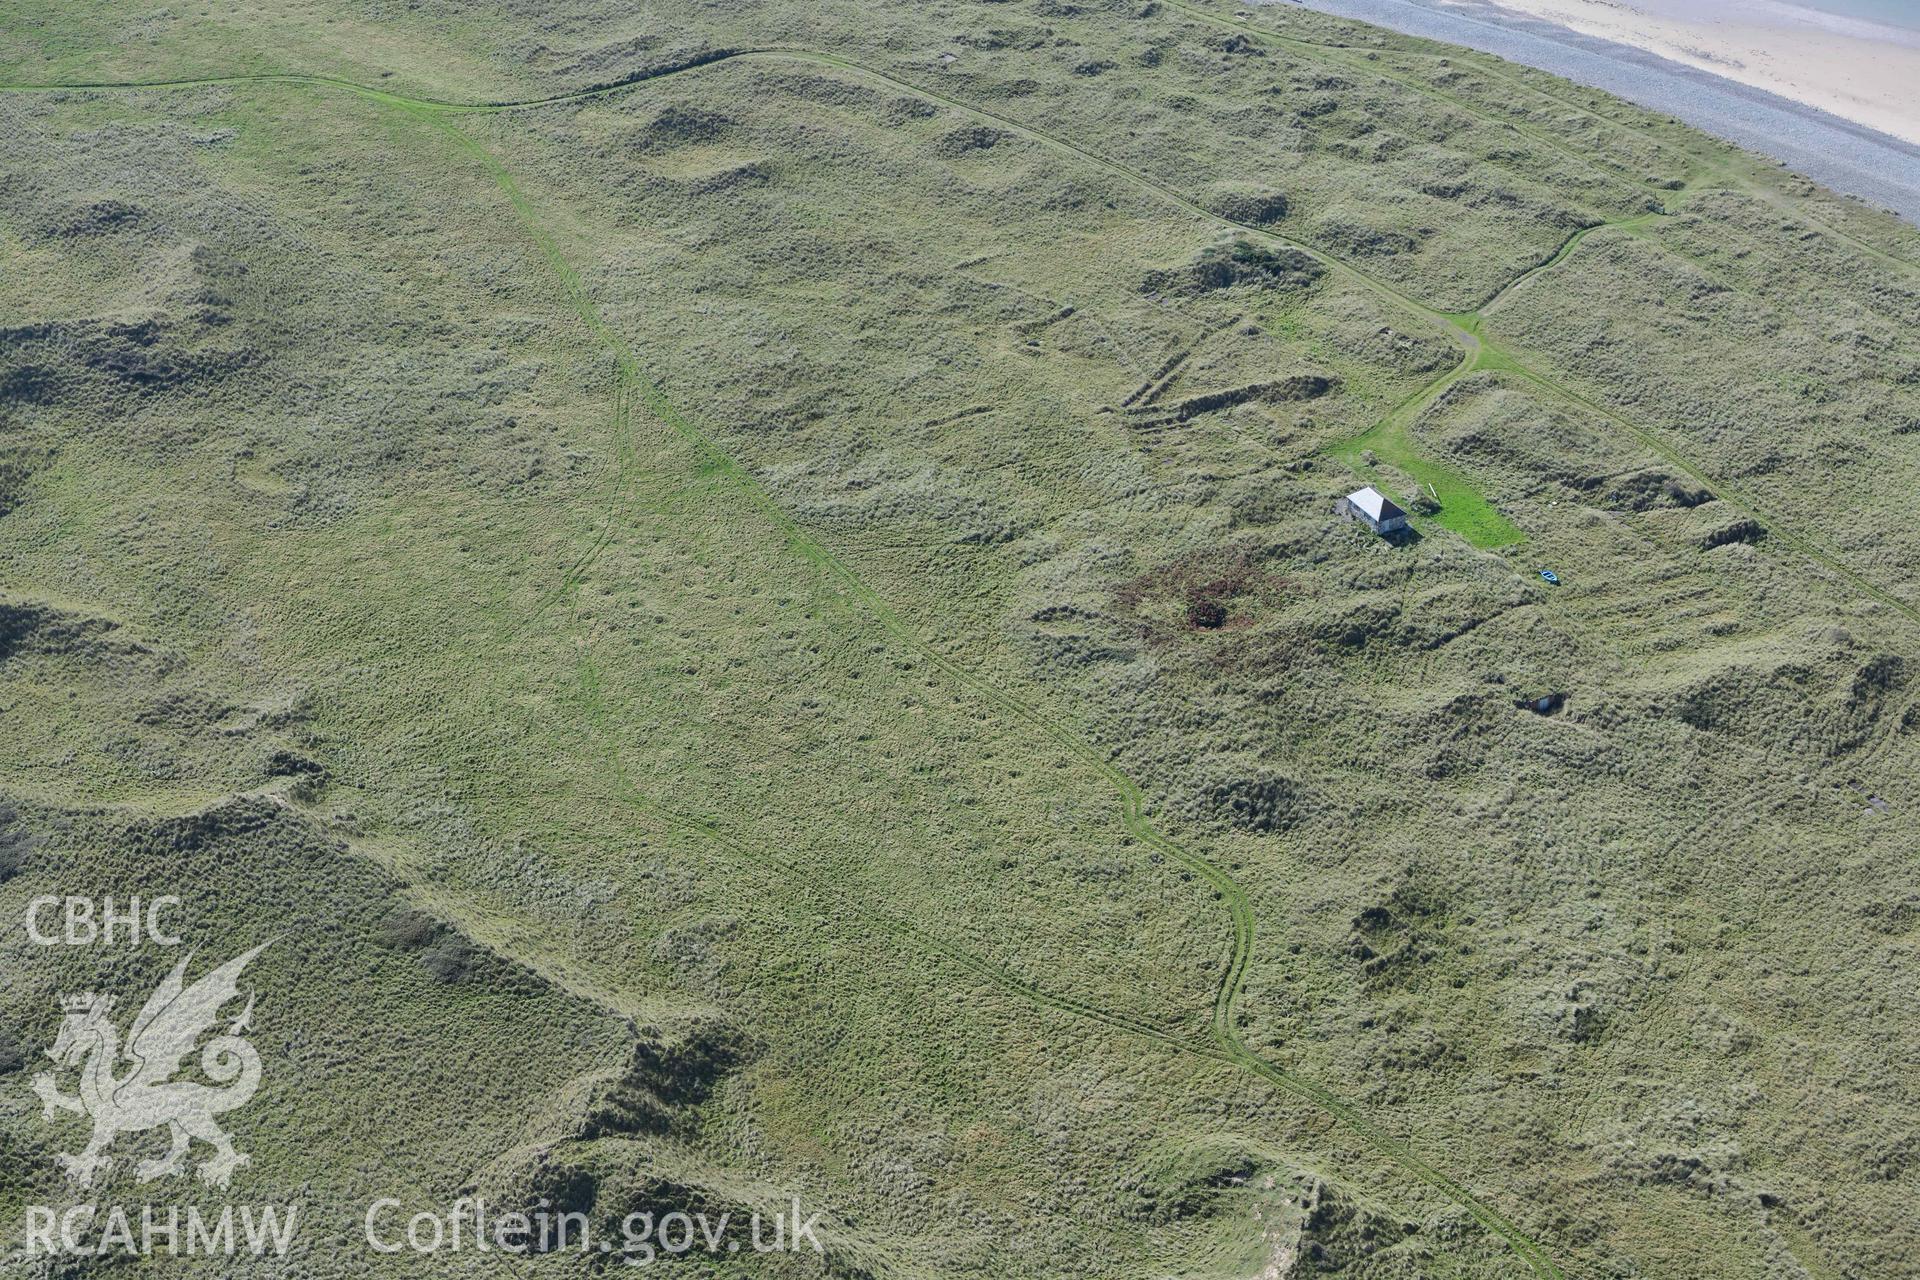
[1,1,1916,1278]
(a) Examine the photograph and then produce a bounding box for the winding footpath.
[6,22,1915,1276]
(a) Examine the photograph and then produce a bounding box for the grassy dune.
[2,2,1917,1277]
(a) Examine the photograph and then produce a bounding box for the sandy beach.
[1484,0,1920,146]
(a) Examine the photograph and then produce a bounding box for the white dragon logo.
[31,944,268,1188]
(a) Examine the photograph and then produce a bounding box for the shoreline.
[1272,0,1920,223]
[1485,0,1920,148]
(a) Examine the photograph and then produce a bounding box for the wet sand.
[1488,0,1920,146]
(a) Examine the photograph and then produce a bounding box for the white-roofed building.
[1341,485,1408,535]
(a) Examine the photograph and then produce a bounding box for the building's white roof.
[1346,486,1405,522]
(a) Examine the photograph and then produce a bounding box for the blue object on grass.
[1539,570,1560,585]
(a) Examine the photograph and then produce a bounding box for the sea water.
[1794,0,1920,34]
[1682,0,1920,47]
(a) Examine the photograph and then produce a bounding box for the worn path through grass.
[3,59,1575,1277]
[403,93,1569,1277]
[10,50,1917,619]
[10,28,1918,1273]
[1170,0,1920,277]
